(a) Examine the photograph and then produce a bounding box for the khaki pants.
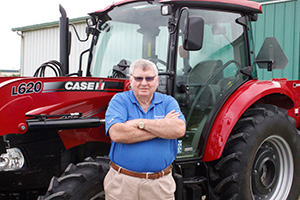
[104,167,176,200]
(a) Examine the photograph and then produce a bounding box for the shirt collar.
[127,90,163,106]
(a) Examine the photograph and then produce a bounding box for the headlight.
[0,148,25,171]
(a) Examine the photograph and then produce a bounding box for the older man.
[104,59,186,200]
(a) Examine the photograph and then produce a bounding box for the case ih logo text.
[41,81,105,93]
[64,81,104,91]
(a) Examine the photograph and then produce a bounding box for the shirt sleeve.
[105,93,128,136]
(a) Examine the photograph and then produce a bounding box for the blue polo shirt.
[105,90,185,173]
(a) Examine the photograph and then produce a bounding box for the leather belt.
[110,162,172,180]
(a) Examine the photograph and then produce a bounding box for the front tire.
[208,104,300,200]
[38,156,110,200]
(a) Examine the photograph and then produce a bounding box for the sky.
[0,0,113,70]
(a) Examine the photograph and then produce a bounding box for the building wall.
[19,21,91,76]
[22,28,58,76]
[252,0,300,80]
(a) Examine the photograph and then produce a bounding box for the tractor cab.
[87,0,261,158]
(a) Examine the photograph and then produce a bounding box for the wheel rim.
[251,135,294,200]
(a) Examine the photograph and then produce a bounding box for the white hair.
[129,59,158,75]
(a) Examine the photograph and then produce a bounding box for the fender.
[0,96,33,134]
[202,79,295,162]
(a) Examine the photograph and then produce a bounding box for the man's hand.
[164,110,180,120]
[109,122,157,144]
[143,110,186,139]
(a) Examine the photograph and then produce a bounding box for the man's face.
[129,67,158,100]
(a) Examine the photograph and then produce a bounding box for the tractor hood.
[0,76,130,138]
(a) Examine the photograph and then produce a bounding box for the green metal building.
[252,0,300,80]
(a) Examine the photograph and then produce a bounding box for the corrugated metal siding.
[252,0,300,80]
[21,23,91,76]
[22,28,58,76]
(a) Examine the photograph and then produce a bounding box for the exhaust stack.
[59,4,70,75]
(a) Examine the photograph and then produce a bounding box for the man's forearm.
[143,118,186,139]
[108,123,157,144]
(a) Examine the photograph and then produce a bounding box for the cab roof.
[90,0,262,16]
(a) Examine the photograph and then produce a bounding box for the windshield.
[90,2,169,81]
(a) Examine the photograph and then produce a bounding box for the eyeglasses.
[131,75,156,82]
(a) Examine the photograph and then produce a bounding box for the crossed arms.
[108,110,186,144]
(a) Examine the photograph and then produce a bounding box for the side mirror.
[183,16,204,51]
[255,37,288,71]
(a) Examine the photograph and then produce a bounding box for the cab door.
[174,8,249,158]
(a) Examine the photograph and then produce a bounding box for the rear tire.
[38,156,110,200]
[208,104,300,200]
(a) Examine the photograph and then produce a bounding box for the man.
[104,59,186,200]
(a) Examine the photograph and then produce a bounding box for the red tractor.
[1,0,300,199]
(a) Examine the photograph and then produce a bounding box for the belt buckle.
[117,166,122,173]
[146,172,155,180]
